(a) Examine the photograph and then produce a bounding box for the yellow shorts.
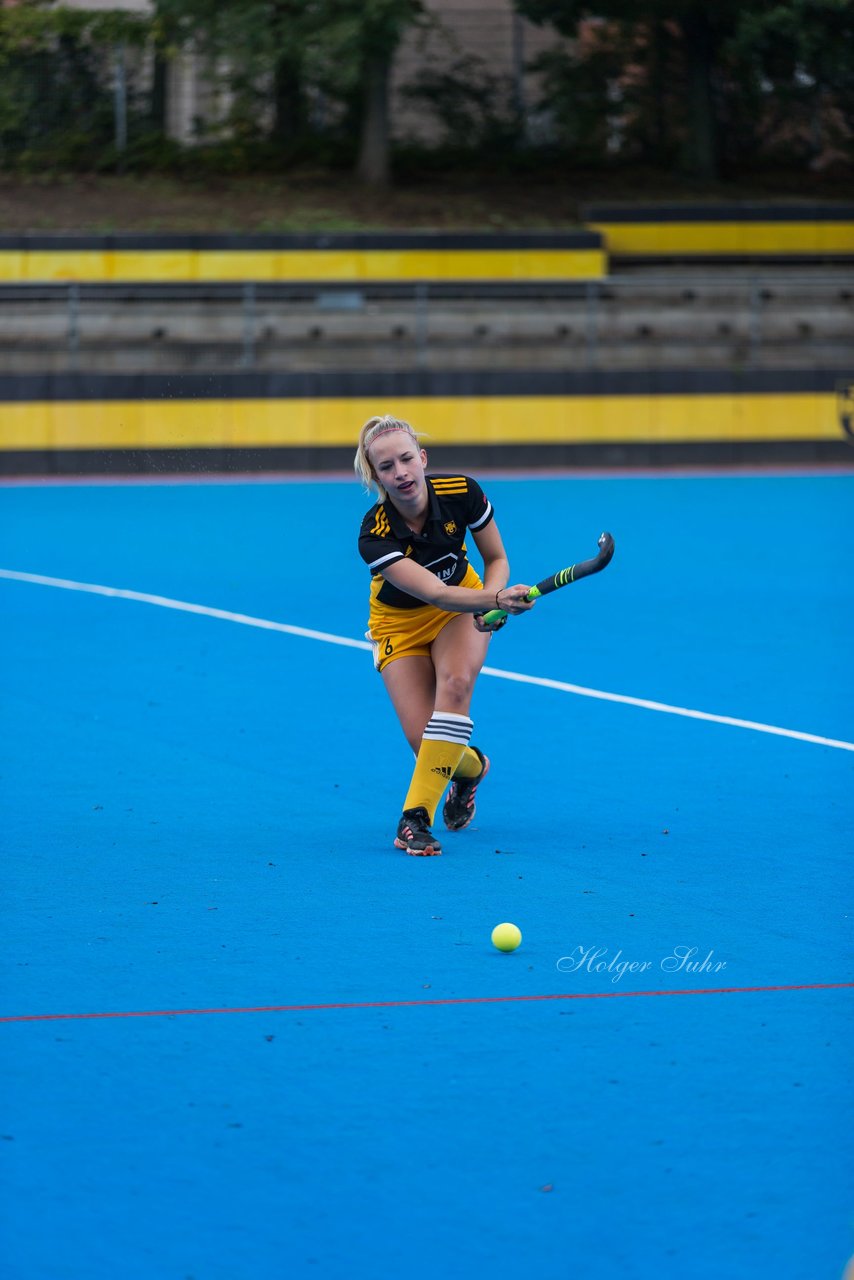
[367,564,484,673]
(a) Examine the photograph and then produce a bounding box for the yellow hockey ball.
[491,922,522,952]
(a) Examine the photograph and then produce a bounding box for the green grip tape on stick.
[481,585,541,626]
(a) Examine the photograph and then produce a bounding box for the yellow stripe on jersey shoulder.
[371,506,392,537]
[431,476,468,492]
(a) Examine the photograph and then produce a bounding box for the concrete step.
[2,342,850,374]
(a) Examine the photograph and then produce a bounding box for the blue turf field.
[1,471,852,1280]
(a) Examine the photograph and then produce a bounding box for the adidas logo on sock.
[431,765,453,779]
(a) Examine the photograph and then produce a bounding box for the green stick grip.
[481,585,541,626]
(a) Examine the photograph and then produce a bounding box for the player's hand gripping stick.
[481,531,615,626]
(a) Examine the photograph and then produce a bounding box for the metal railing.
[1,274,851,374]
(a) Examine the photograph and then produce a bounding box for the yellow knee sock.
[403,712,474,823]
[453,746,485,779]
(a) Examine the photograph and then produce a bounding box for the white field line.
[2,567,852,754]
[479,666,854,751]
[0,568,369,652]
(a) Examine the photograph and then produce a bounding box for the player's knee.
[437,671,476,707]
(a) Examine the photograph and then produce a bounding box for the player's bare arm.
[380,555,534,615]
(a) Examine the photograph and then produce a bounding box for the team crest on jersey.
[837,380,854,441]
[444,521,457,535]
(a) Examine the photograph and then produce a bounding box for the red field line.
[1,982,851,1025]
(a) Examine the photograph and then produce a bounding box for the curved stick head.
[597,531,615,567]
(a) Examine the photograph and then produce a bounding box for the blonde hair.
[354,414,422,503]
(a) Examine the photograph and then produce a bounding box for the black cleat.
[442,748,490,831]
[394,806,443,856]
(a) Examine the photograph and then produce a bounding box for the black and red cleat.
[394,807,443,856]
[442,748,490,832]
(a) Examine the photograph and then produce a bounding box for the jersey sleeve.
[464,477,495,532]
[358,505,407,574]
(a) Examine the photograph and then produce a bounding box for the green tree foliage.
[514,0,731,176]
[401,53,522,154]
[0,0,425,182]
[725,1,854,171]
[515,0,854,178]
[0,1,152,169]
[152,0,423,185]
[1,0,849,180]
[152,0,321,147]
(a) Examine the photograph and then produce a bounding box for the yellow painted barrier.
[587,221,854,257]
[0,247,606,284]
[0,392,840,452]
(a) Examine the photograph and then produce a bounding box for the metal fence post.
[512,15,526,136]
[114,43,127,170]
[67,282,80,372]
[585,280,599,368]
[414,283,428,368]
[241,281,256,369]
[748,278,762,366]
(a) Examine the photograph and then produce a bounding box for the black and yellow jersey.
[358,474,495,609]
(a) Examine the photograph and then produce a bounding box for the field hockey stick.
[481,531,615,625]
